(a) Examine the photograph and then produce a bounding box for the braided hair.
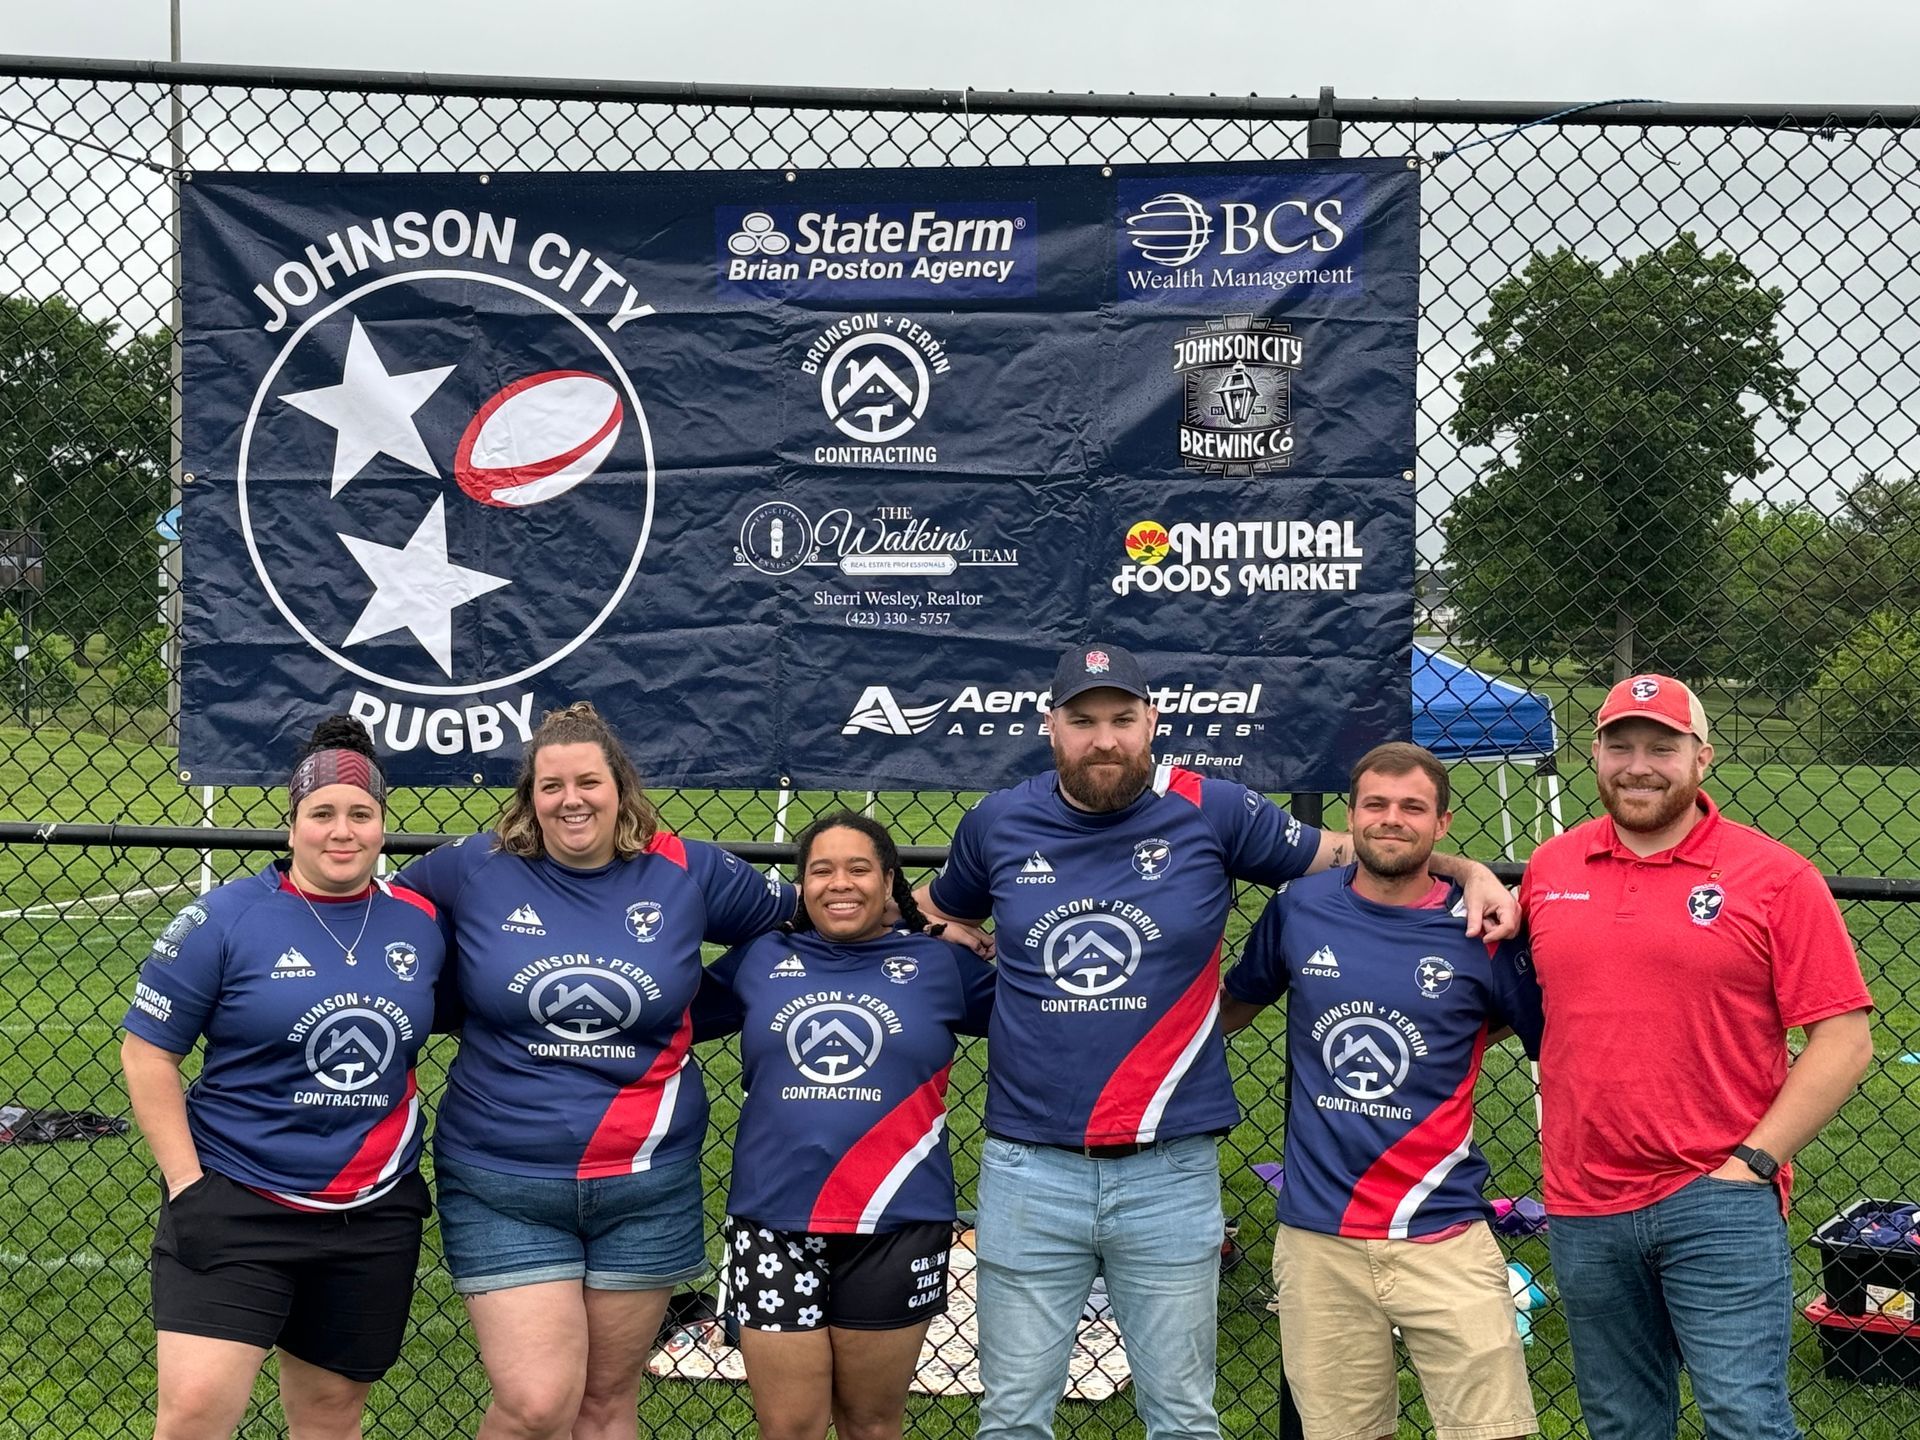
[791,809,935,935]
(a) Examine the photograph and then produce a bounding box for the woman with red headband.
[121,714,446,1440]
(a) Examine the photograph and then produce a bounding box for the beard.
[1598,771,1700,835]
[1352,826,1435,880]
[1055,744,1155,813]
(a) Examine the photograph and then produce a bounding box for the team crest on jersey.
[881,956,920,984]
[1414,956,1454,997]
[786,1002,887,1084]
[1131,837,1173,880]
[385,941,420,981]
[151,902,210,964]
[302,1005,399,1092]
[625,901,664,942]
[1687,883,1726,927]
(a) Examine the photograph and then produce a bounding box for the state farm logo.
[719,202,1037,295]
[1176,316,1300,476]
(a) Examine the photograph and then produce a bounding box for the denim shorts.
[435,1150,708,1295]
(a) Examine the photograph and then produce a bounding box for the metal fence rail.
[4,57,1920,1438]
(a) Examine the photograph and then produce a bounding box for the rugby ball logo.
[454,370,624,509]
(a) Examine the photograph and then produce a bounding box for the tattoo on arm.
[1329,842,1346,865]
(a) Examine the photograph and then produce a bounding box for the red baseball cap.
[1595,674,1710,743]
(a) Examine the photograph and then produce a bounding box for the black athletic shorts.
[723,1215,952,1332]
[150,1169,431,1382]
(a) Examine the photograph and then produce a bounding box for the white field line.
[0,1019,122,1037]
[0,1248,148,1276]
[0,883,179,921]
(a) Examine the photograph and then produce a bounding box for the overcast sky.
[7,0,1920,104]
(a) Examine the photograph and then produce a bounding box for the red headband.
[289,749,387,814]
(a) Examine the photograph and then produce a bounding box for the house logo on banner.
[224,209,657,766]
[800,314,950,464]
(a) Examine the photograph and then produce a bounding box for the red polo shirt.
[1519,791,1871,1216]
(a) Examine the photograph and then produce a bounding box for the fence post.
[1308,85,1341,159]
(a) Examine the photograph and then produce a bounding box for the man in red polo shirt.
[1520,674,1874,1440]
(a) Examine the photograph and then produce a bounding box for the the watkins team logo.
[881,956,920,984]
[272,949,317,979]
[786,1001,887,1084]
[1175,316,1300,477]
[625,901,664,943]
[527,968,646,1042]
[1131,838,1173,880]
[800,315,949,462]
[1687,883,1727,927]
[736,499,1015,580]
[1414,956,1454,998]
[1016,852,1057,885]
[1321,1016,1410,1102]
[233,239,656,758]
[772,955,809,977]
[304,1007,398,1091]
[718,201,1037,297]
[1301,945,1339,977]
[152,902,210,964]
[384,941,420,981]
[502,903,547,936]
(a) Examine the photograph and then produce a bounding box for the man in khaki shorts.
[1221,743,1542,1440]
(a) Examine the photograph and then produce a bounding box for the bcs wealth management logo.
[1116,176,1366,304]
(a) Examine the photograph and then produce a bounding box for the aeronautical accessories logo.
[1111,517,1366,599]
[1175,316,1301,476]
[717,201,1038,299]
[230,207,658,762]
[509,954,665,1059]
[1116,176,1362,303]
[288,992,415,1105]
[841,679,1264,740]
[800,314,950,466]
[1026,898,1163,1012]
[1310,999,1427,1120]
[768,991,906,1099]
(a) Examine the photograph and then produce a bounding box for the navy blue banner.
[179,162,1416,791]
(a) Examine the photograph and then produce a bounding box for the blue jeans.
[1548,1174,1801,1440]
[975,1134,1226,1440]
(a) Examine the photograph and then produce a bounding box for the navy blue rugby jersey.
[698,928,995,1233]
[121,863,445,1209]
[400,831,795,1179]
[1223,866,1544,1239]
[929,765,1319,1146]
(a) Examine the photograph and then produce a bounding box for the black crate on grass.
[1805,1297,1920,1387]
[1812,1200,1920,1317]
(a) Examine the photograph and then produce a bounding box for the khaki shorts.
[1272,1220,1539,1440]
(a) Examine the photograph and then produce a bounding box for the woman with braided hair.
[120,714,445,1440]
[695,809,997,1440]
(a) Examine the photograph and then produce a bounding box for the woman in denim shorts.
[400,702,798,1440]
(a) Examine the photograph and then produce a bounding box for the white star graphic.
[281,318,456,496]
[337,497,510,677]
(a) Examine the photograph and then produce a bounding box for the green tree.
[1809,609,1920,765]
[0,293,170,644]
[1448,233,1803,677]
[1704,500,1841,693]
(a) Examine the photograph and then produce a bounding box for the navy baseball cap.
[1048,644,1153,710]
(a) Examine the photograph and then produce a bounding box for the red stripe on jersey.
[386,882,437,920]
[1338,1026,1487,1238]
[808,1066,953,1233]
[1085,943,1221,1143]
[577,1011,693,1178]
[1167,767,1203,807]
[315,1070,419,1199]
[646,831,689,869]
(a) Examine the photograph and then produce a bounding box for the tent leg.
[1497,765,1515,861]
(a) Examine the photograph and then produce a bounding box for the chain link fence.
[2,57,1919,1436]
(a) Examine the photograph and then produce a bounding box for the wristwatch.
[1732,1144,1781,1181]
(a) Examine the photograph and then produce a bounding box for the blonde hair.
[496,701,658,861]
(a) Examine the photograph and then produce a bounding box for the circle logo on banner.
[739,501,815,576]
[304,1006,399,1092]
[237,271,655,696]
[727,212,791,257]
[454,371,623,509]
[1042,913,1144,998]
[1125,521,1171,564]
[528,967,645,1041]
[786,1002,886,1083]
[820,332,930,443]
[1321,1016,1410,1102]
[1124,192,1214,267]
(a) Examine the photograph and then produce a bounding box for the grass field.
[5,707,1920,1438]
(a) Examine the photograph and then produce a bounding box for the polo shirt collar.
[1584,789,1722,868]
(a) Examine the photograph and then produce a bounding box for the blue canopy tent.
[1412,645,1563,858]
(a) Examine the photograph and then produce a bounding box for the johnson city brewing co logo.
[1174,316,1301,476]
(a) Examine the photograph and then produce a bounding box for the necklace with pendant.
[295,885,374,965]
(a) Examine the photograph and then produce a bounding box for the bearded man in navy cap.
[917,643,1519,1440]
